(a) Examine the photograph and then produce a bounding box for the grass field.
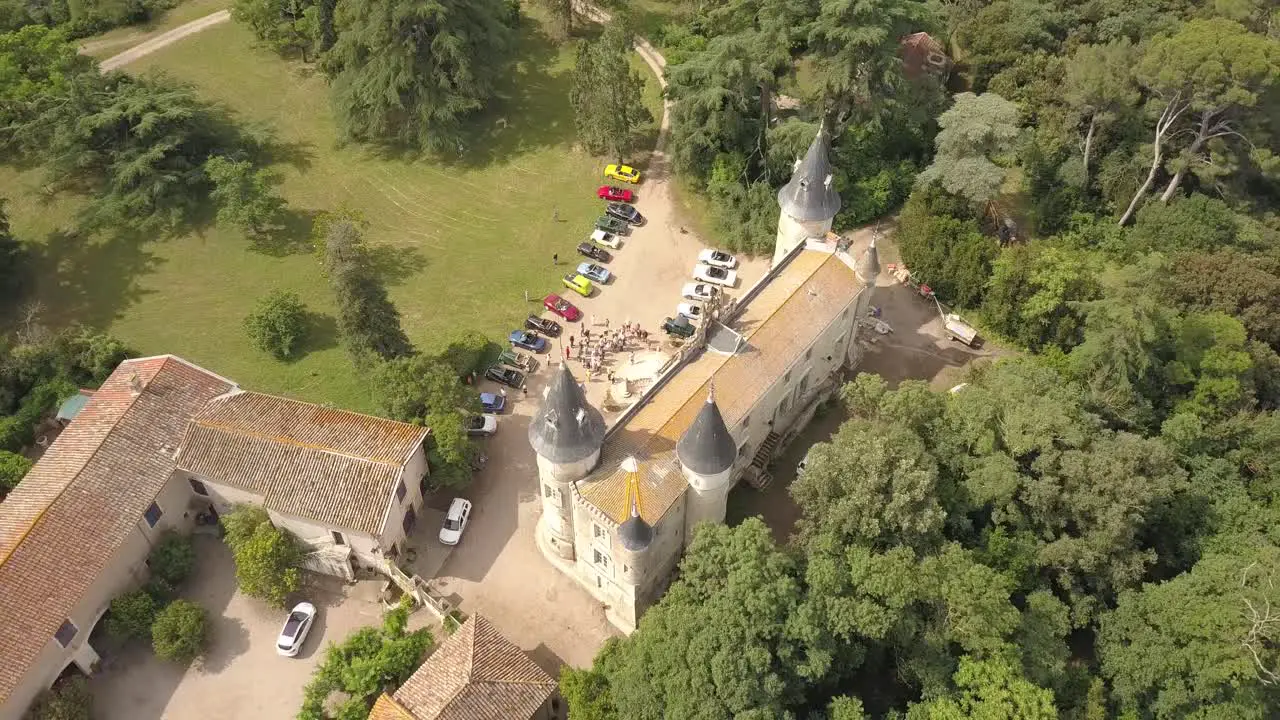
[3,13,664,410]
[78,0,231,59]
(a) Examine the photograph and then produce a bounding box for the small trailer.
[944,313,978,346]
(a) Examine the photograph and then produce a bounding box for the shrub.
[151,599,207,662]
[0,449,32,495]
[105,589,158,641]
[148,532,196,586]
[244,290,309,360]
[26,675,91,720]
[221,505,301,607]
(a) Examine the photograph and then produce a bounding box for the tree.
[0,448,31,495]
[559,664,618,720]
[375,353,478,488]
[953,0,1064,92]
[1060,40,1140,184]
[151,599,208,663]
[906,657,1058,720]
[326,0,515,151]
[1099,546,1280,718]
[220,505,301,607]
[1167,248,1280,350]
[895,186,998,308]
[0,25,93,156]
[205,155,286,236]
[533,0,572,40]
[243,290,309,360]
[147,532,196,586]
[918,92,1021,207]
[983,241,1101,352]
[25,676,91,720]
[232,0,322,60]
[569,21,652,157]
[105,588,157,641]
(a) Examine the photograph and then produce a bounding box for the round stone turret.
[678,391,736,546]
[529,363,605,466]
[856,237,880,284]
[773,122,842,267]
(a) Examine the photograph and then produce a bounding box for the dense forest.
[562,0,1280,718]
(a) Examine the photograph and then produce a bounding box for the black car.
[525,315,562,336]
[485,365,525,389]
[576,242,611,263]
[606,202,645,226]
[662,316,696,338]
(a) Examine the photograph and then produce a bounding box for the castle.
[531,124,879,632]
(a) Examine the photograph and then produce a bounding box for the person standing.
[552,253,559,265]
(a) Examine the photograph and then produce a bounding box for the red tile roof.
[0,356,236,704]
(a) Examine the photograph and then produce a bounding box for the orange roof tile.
[369,693,416,720]
[578,249,865,524]
[0,356,236,704]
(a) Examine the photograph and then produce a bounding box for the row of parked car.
[662,249,740,338]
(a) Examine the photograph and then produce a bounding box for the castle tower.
[616,457,652,585]
[530,363,605,561]
[856,236,881,285]
[677,390,737,547]
[773,122,842,268]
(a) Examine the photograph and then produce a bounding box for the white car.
[681,282,720,302]
[466,414,498,436]
[276,602,316,657]
[590,229,621,249]
[698,249,737,269]
[693,263,738,288]
[676,303,704,323]
[438,497,473,545]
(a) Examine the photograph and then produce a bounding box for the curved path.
[98,9,230,71]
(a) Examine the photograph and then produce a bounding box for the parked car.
[577,241,611,262]
[563,273,594,297]
[276,602,316,657]
[662,315,696,338]
[543,293,581,321]
[438,497,473,545]
[498,348,536,372]
[590,229,621,249]
[480,392,505,413]
[508,329,546,352]
[577,262,611,284]
[467,414,498,437]
[698,248,737,269]
[681,282,720,302]
[525,315,561,336]
[693,263,738,288]
[604,163,641,183]
[595,216,630,235]
[485,365,525,388]
[676,302,704,322]
[605,202,645,225]
[597,185,635,202]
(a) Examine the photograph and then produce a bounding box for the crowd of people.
[562,319,653,380]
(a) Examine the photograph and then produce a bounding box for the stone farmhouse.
[0,355,430,719]
[532,125,881,632]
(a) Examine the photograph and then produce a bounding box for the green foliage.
[205,155,286,236]
[906,657,1058,720]
[221,505,301,607]
[983,241,1101,350]
[0,448,32,494]
[1130,194,1254,254]
[105,588,157,641]
[896,186,997,308]
[953,0,1064,92]
[0,26,92,153]
[147,532,196,586]
[559,664,618,720]
[569,20,652,158]
[326,0,514,151]
[24,676,91,720]
[0,0,175,38]
[298,599,432,719]
[918,92,1021,207]
[151,599,207,663]
[233,0,325,60]
[532,0,572,39]
[243,290,309,360]
[312,210,412,360]
[375,351,477,488]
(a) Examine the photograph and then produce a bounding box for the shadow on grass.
[27,227,164,329]
[366,243,428,286]
[297,311,340,357]
[247,207,320,257]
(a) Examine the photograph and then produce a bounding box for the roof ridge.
[238,389,424,428]
[189,417,415,466]
[0,357,163,568]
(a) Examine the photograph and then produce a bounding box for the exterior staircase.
[744,432,781,490]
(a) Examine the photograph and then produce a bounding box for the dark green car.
[595,216,629,235]
[662,316,695,338]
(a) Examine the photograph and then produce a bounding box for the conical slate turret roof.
[528,363,605,464]
[618,472,652,552]
[676,391,736,476]
[776,123,841,222]
[856,237,880,283]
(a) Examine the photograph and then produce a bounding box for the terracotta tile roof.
[0,356,236,704]
[176,392,428,536]
[368,693,416,720]
[579,249,865,524]
[393,615,557,720]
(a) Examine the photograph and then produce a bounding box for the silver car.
[276,602,316,657]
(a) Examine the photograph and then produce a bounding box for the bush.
[151,599,207,662]
[221,505,301,607]
[25,675,91,720]
[105,589,158,641]
[0,379,76,452]
[244,290,309,360]
[0,449,32,495]
[148,532,196,586]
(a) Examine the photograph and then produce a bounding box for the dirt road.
[98,9,230,71]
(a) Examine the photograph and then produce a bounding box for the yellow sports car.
[562,273,594,297]
[603,163,641,184]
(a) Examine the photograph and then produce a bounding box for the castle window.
[593,548,612,575]
[592,522,609,544]
[543,484,562,503]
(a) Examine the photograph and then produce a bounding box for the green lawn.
[78,0,232,59]
[3,14,664,411]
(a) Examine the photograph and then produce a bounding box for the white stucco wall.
[773,211,833,268]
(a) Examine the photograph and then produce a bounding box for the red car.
[543,293,582,321]
[597,185,635,203]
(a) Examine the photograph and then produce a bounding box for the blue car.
[576,262,611,284]
[480,392,505,413]
[508,329,547,352]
